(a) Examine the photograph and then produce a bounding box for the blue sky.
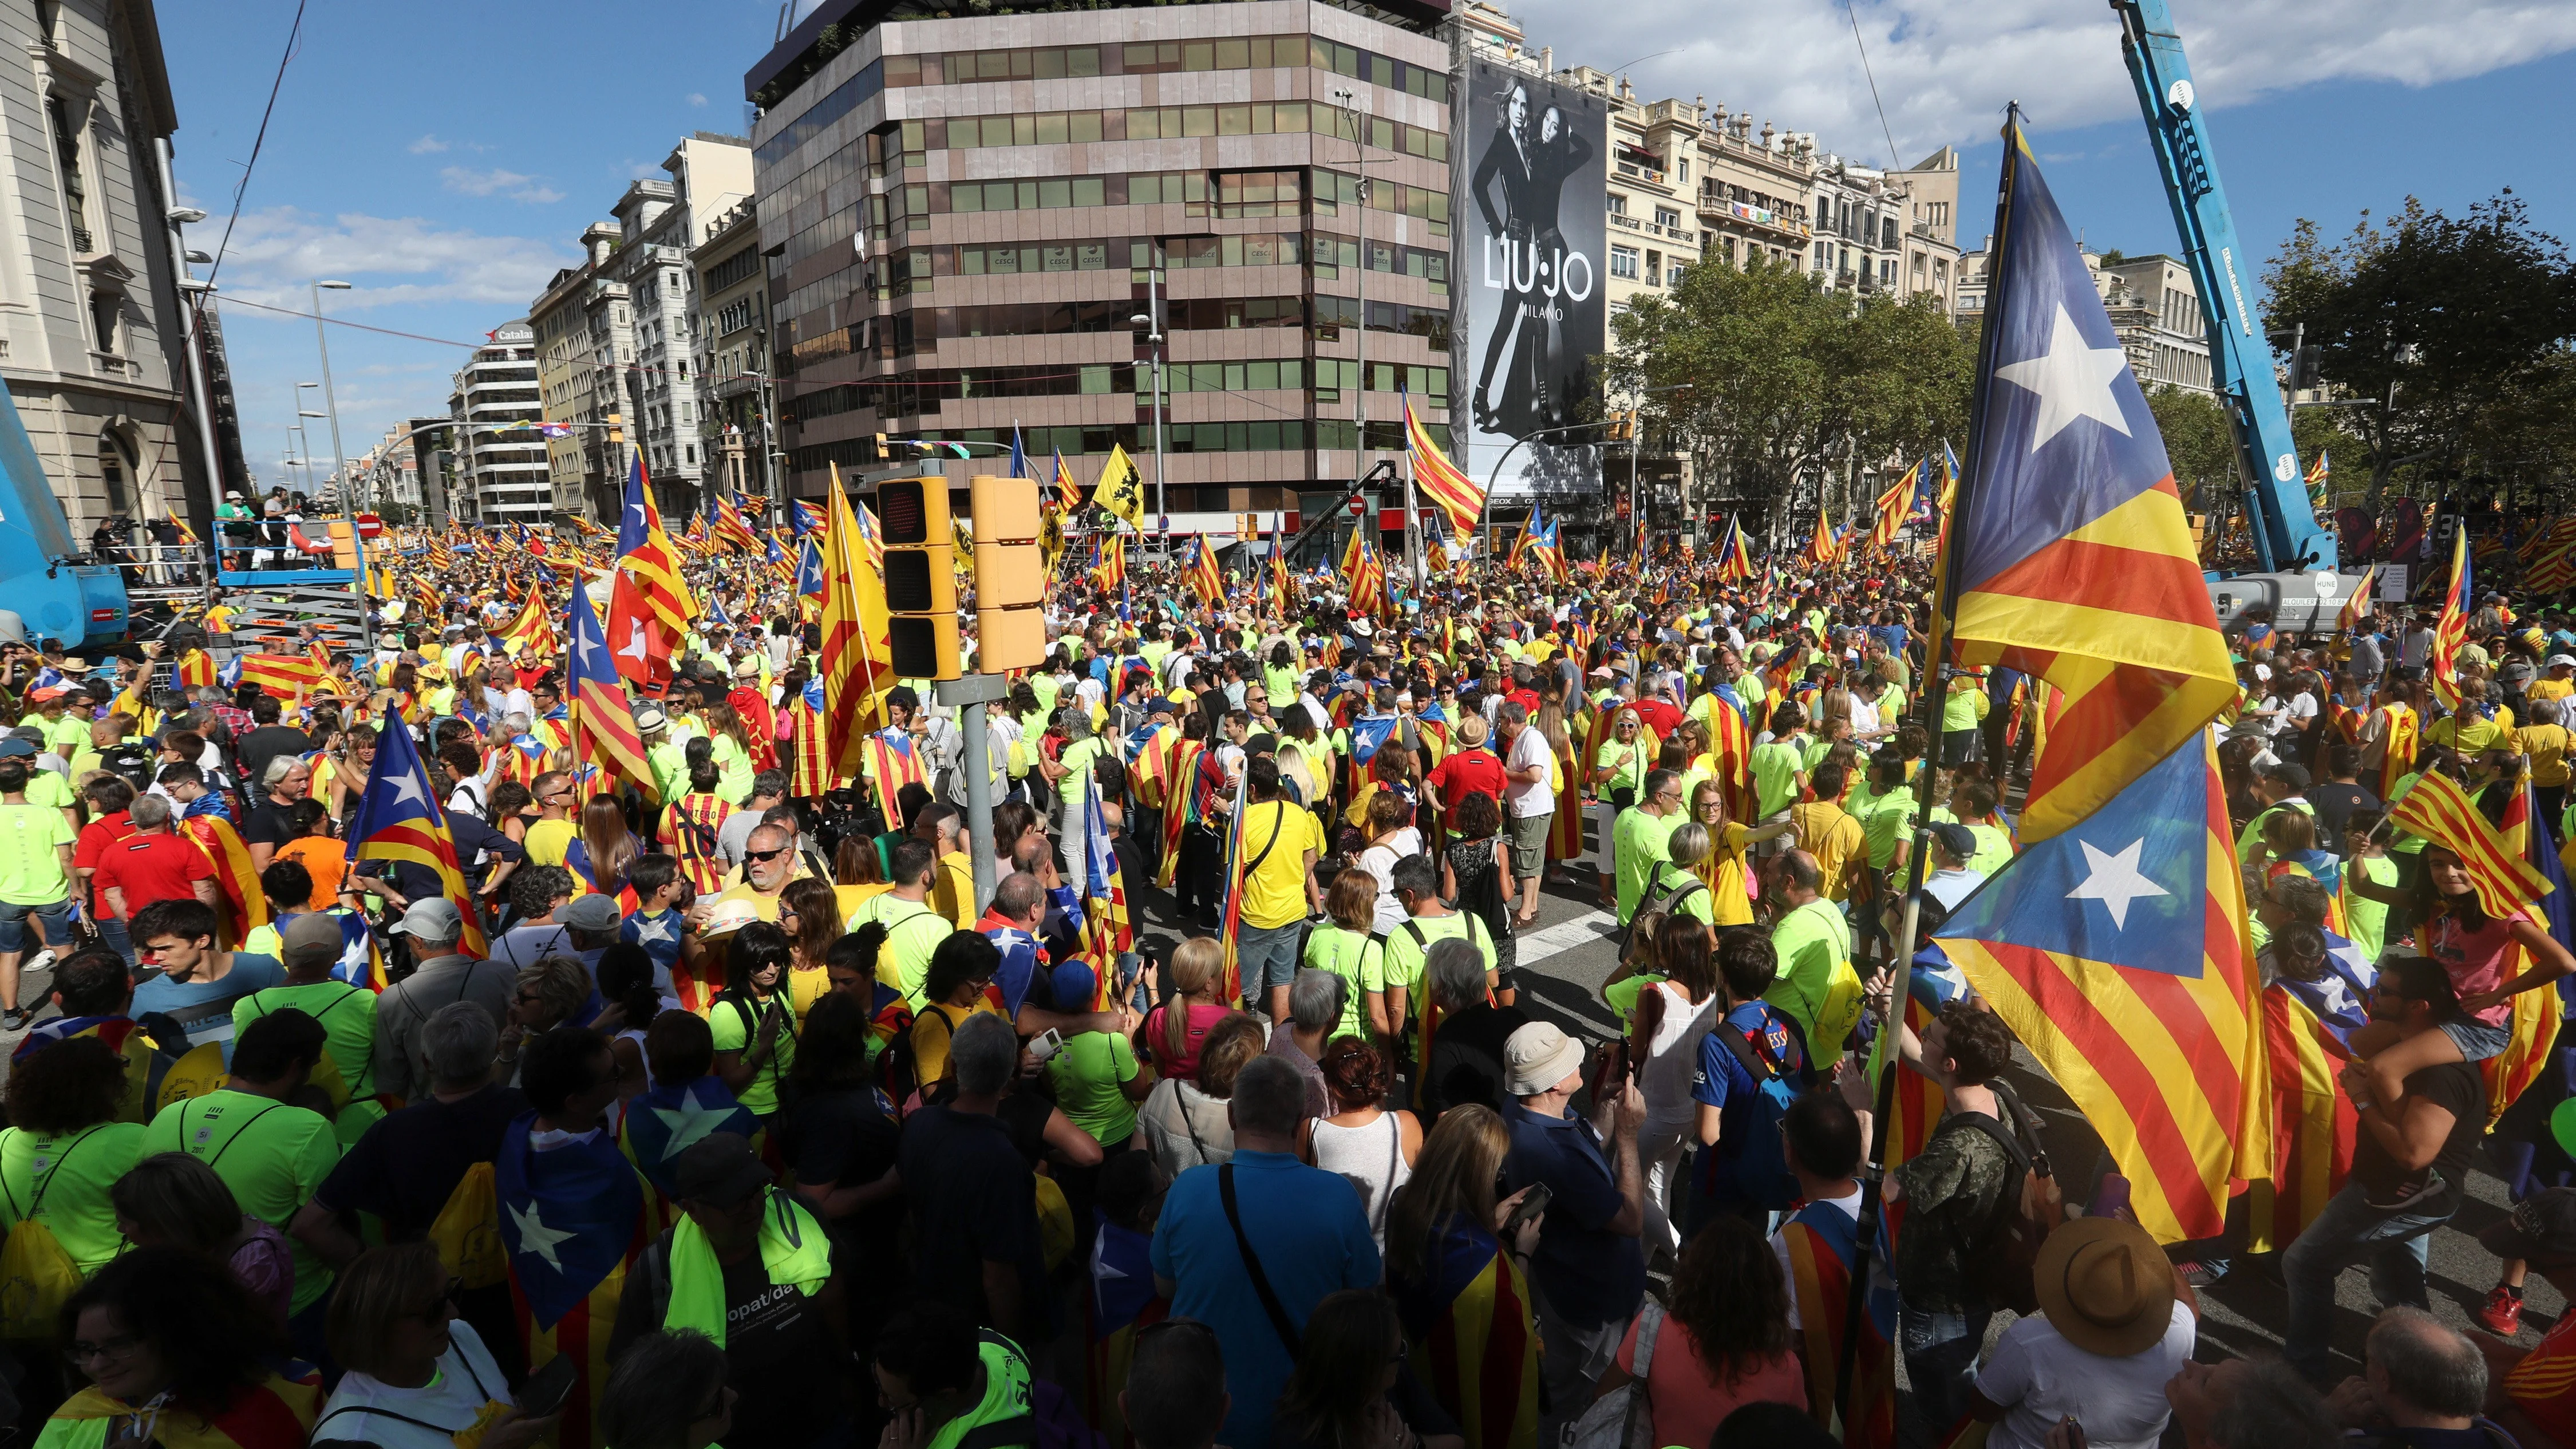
[162,0,2576,496]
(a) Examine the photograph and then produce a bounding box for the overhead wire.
[204,0,308,289]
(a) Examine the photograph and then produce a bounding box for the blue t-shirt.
[1689,1001,1808,1209]
[1151,1150,1380,1449]
[131,953,285,1046]
[1500,1099,1648,1329]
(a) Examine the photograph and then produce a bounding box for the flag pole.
[1836,102,2028,1438]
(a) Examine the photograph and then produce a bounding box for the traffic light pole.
[934,672,1011,917]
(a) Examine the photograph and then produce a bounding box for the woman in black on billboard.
[1469,81,1538,436]
[1524,104,1593,431]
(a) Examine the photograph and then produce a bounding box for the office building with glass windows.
[744,0,1455,543]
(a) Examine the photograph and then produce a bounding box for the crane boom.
[2112,0,2334,575]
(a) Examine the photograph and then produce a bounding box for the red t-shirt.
[2510,1308,2576,1446]
[1631,697,1684,743]
[92,832,215,917]
[1427,747,1508,813]
[1506,687,1542,717]
[73,812,136,910]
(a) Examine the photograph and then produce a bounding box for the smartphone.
[1028,1028,1066,1063]
[1502,1182,1553,1238]
[519,1351,580,1417]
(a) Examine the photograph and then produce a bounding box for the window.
[1882,218,1898,248]
[88,290,115,352]
[1607,194,1627,217]
[47,96,88,252]
[1654,207,1681,231]
[1610,246,1639,280]
[1645,250,1661,282]
[1668,264,1686,287]
[1880,259,1896,285]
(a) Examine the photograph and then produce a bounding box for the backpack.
[0,1128,110,1343]
[1713,1010,1803,1211]
[1621,867,1707,962]
[1940,1080,2064,1315]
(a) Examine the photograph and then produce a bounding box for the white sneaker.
[23,950,54,974]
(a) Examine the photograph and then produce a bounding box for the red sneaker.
[2479,1286,2525,1336]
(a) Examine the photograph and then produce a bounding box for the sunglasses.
[745,846,789,862]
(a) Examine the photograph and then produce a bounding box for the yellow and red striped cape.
[860,729,926,833]
[2372,704,2418,801]
[2243,980,2358,1254]
[657,792,738,896]
[1547,707,1592,863]
[1153,738,1207,891]
[39,1371,319,1449]
[179,814,268,949]
[1779,1199,1895,1449]
[1402,1221,1539,1449]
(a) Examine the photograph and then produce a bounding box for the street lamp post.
[311,281,353,514]
[1131,283,1168,558]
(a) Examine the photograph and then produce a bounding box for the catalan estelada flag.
[2430,524,2472,713]
[2399,772,2565,1122]
[497,1118,655,1449]
[238,653,322,697]
[1525,516,1566,585]
[2337,564,2380,634]
[1342,525,1386,617]
[341,713,488,959]
[819,463,895,776]
[1943,119,2237,843]
[1714,514,1753,583]
[567,580,655,803]
[792,498,825,536]
[1091,532,1127,593]
[1805,506,1840,567]
[1780,1197,1897,1449]
[788,677,835,799]
[1933,735,2259,1244]
[1398,1220,1539,1449]
[2243,945,2366,1254]
[605,456,696,689]
[1186,535,1224,606]
[1405,390,1484,546]
[795,536,825,601]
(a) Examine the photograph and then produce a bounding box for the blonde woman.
[1385,1105,1544,1449]
[1140,936,1235,1081]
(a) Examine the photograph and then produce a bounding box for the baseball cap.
[2549,654,2576,669]
[280,913,346,962]
[1931,823,1977,861]
[561,894,623,932]
[1503,1021,1584,1096]
[2480,1185,2576,1268]
[390,898,465,939]
[670,1131,772,1207]
[0,740,32,759]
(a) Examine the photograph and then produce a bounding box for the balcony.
[1697,196,1809,238]
[1615,160,1668,187]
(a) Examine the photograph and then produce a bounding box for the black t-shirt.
[2352,1058,2484,1194]
[315,1083,532,1236]
[609,1227,842,1449]
[897,1104,1050,1332]
[2310,781,2382,854]
[780,1085,902,1255]
[1421,1001,1532,1124]
[239,796,298,851]
[238,725,314,787]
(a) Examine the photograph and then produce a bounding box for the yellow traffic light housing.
[972,474,1046,672]
[878,475,961,679]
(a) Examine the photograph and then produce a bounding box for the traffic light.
[971,473,1046,672]
[876,475,961,679]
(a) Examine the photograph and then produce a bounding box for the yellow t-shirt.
[524,818,577,869]
[1234,799,1322,930]
[910,997,1005,1088]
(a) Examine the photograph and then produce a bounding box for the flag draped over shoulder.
[820,464,894,776]
[1933,736,2259,1243]
[2245,943,2368,1254]
[1406,391,1484,546]
[342,712,488,959]
[1943,123,2237,843]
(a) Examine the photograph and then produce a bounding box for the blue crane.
[2113,0,2362,625]
[0,380,125,652]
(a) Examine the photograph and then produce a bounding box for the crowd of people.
[1,532,2575,1449]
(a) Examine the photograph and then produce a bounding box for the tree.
[2263,193,2576,511]
[2144,385,2235,507]
[1603,258,1973,544]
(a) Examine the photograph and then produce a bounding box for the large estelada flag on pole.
[343,712,488,960]
[605,456,697,689]
[1945,119,2237,843]
[1405,390,1484,546]
[567,581,655,802]
[2430,524,2472,712]
[1934,735,2259,1244]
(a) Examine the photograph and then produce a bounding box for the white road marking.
[1516,910,1617,969]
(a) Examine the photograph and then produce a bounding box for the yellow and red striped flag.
[566,582,655,802]
[2390,769,2550,923]
[239,654,322,697]
[2429,524,2471,713]
[1404,392,1483,546]
[819,464,894,775]
[1186,535,1223,606]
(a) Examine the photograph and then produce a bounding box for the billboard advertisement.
[1455,58,1609,500]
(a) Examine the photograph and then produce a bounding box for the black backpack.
[1935,1080,2064,1315]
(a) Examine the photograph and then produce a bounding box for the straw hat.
[2031,1215,2176,1358]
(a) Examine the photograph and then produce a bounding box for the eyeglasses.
[64,1333,144,1368]
[745,846,789,862]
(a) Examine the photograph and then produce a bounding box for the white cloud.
[687,92,709,107]
[207,207,575,313]
[1499,0,2576,165]
[407,133,449,154]
[438,165,564,205]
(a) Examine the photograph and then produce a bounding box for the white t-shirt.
[1971,1300,2195,1449]
[313,1320,512,1449]
[1504,726,1553,818]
